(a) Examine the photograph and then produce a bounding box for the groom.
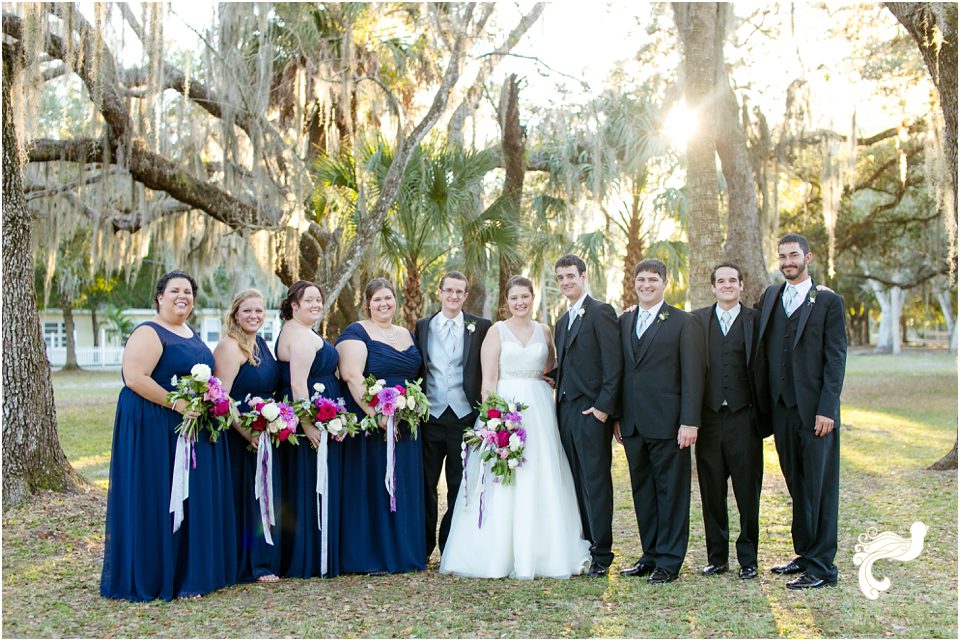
[416,271,491,559]
[553,254,622,577]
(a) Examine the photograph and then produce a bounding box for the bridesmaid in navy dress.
[213,289,281,583]
[101,271,237,601]
[275,281,342,578]
[336,277,426,573]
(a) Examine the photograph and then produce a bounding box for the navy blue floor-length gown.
[227,334,281,582]
[276,332,342,578]
[336,322,426,573]
[100,321,238,601]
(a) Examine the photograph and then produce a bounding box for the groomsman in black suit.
[757,234,846,589]
[692,263,770,581]
[553,254,622,577]
[615,258,705,584]
[416,271,491,559]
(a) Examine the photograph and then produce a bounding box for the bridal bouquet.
[293,383,362,441]
[166,363,238,443]
[360,375,430,513]
[462,393,528,486]
[359,375,429,439]
[166,363,239,533]
[239,397,300,446]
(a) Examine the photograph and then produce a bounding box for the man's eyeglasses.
[440,288,467,297]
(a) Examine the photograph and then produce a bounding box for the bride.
[440,275,591,579]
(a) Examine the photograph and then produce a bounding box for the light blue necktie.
[783,285,798,315]
[636,310,651,339]
[720,310,731,336]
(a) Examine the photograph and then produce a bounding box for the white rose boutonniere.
[807,290,817,307]
[658,310,670,323]
[466,321,476,334]
[578,307,586,319]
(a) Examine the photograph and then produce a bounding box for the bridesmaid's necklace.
[375,322,397,343]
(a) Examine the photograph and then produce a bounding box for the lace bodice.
[497,322,548,380]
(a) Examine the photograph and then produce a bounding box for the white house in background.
[39,308,283,368]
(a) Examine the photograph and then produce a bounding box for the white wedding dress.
[440,322,591,579]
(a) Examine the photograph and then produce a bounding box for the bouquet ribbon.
[461,444,489,529]
[169,434,195,533]
[385,415,397,512]
[315,430,329,576]
[254,432,275,546]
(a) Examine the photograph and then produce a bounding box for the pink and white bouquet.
[359,375,429,438]
[166,363,238,443]
[239,397,300,447]
[293,383,362,441]
[462,393,528,485]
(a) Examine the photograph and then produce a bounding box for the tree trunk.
[496,74,525,318]
[929,437,958,470]
[463,266,487,318]
[59,295,80,371]
[673,3,725,308]
[402,261,423,331]
[621,188,645,308]
[870,280,894,353]
[90,307,100,348]
[2,48,82,510]
[935,287,957,352]
[716,70,769,306]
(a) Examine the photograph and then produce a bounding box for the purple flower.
[504,412,523,424]
[513,428,527,442]
[378,387,400,404]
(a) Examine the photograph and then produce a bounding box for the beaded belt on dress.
[500,369,543,379]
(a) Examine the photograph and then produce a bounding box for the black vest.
[767,303,801,407]
[705,312,752,412]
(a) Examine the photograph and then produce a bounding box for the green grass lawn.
[2,350,957,638]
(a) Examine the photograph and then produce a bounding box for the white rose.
[268,419,282,434]
[369,384,383,396]
[328,418,343,434]
[261,402,281,422]
[190,363,212,381]
[170,375,178,386]
[407,396,417,410]
[376,379,386,386]
[487,418,501,428]
[509,433,522,451]
[314,383,326,394]
[508,403,517,413]
[396,396,407,409]
[508,459,519,469]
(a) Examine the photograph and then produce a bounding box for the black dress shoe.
[786,573,837,590]
[647,567,679,584]
[585,562,608,577]
[738,565,758,580]
[771,558,805,575]
[620,560,656,577]
[701,563,729,576]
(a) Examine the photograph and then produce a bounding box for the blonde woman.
[214,289,280,583]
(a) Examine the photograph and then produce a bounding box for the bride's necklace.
[375,322,397,343]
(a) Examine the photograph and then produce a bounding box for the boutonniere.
[807,290,817,306]
[658,310,670,323]
[466,321,476,334]
[578,307,586,319]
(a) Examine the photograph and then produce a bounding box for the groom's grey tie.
[567,307,578,330]
[636,310,651,339]
[443,318,457,356]
[720,310,731,336]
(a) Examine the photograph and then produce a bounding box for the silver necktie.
[720,310,731,336]
[636,310,651,339]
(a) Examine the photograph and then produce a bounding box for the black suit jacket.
[415,311,492,410]
[618,303,706,439]
[553,295,622,416]
[756,281,847,428]
[692,304,772,438]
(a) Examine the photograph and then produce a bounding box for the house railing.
[46,346,124,368]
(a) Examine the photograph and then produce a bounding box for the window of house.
[203,318,221,343]
[43,322,65,349]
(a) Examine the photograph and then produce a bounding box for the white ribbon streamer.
[316,430,329,576]
[169,435,193,532]
[254,431,275,546]
[385,415,397,512]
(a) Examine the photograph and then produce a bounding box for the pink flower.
[486,408,502,419]
[496,430,510,448]
[212,399,231,416]
[395,385,406,395]
[277,429,291,442]
[380,401,396,416]
[316,400,338,422]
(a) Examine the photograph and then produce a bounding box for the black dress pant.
[422,407,474,557]
[557,397,614,568]
[695,405,763,568]
[621,431,690,575]
[772,400,839,581]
